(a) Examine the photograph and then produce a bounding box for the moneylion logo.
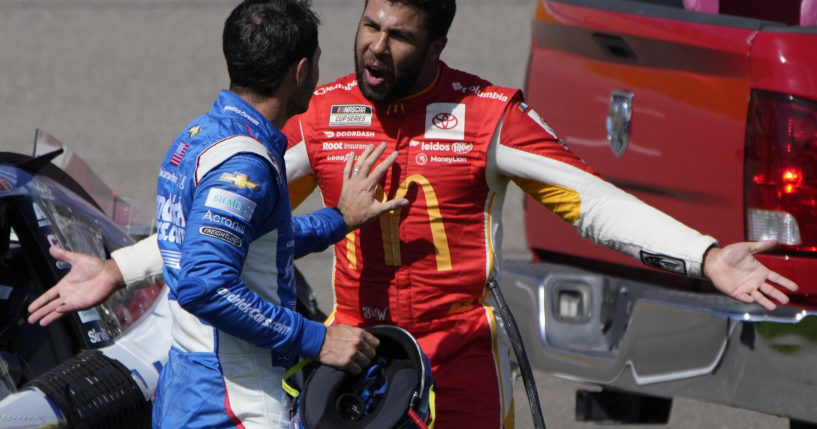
[432,113,458,130]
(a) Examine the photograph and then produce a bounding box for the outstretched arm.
[703,240,798,311]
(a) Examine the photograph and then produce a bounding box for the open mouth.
[364,64,387,87]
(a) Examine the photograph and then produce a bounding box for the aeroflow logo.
[432,113,458,130]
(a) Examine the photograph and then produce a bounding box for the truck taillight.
[745,90,817,252]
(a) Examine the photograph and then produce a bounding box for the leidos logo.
[425,103,465,140]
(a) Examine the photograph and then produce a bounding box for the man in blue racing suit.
[148,2,405,428]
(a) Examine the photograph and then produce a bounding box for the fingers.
[760,282,790,305]
[352,143,386,178]
[749,239,778,254]
[28,284,59,314]
[38,308,68,327]
[379,197,409,212]
[342,151,355,179]
[48,245,74,263]
[768,270,798,292]
[27,294,62,325]
[361,330,380,357]
[367,151,398,184]
[751,289,777,311]
[352,144,377,176]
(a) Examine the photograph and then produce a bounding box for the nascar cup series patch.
[329,105,373,126]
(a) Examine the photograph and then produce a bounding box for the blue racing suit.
[151,90,346,428]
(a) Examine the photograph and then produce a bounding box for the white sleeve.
[111,233,164,290]
[284,139,313,183]
[490,116,718,277]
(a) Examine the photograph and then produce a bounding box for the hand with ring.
[336,143,408,231]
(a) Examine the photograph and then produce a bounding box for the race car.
[0,130,167,428]
[0,130,333,428]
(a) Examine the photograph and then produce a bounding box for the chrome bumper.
[501,260,817,423]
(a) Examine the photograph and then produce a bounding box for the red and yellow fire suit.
[283,62,717,428]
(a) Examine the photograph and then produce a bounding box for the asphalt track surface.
[0,1,790,427]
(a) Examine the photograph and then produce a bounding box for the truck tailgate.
[524,0,767,269]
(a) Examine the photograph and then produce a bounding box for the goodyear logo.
[329,104,373,126]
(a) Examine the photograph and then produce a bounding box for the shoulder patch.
[204,188,256,222]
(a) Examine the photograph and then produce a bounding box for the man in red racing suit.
[283,61,725,428]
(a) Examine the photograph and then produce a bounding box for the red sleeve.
[498,94,598,176]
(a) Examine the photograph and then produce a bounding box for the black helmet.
[287,325,435,429]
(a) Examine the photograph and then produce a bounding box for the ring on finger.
[353,168,360,173]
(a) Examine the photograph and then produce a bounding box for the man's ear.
[428,37,447,64]
[294,57,310,87]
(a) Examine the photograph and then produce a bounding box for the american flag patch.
[170,142,189,166]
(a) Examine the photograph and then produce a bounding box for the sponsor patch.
[218,172,259,191]
[216,287,292,334]
[204,188,256,221]
[330,104,373,126]
[170,142,189,166]
[425,103,465,140]
[224,105,260,126]
[203,210,246,233]
[200,226,242,247]
[640,251,687,275]
[157,193,186,244]
[526,108,558,139]
[77,308,101,324]
[362,306,389,321]
[429,155,467,164]
[321,142,371,152]
[159,168,179,184]
[451,82,509,102]
[32,202,50,228]
[188,125,201,138]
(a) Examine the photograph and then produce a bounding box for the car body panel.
[510,0,817,423]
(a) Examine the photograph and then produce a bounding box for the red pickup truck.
[502,0,817,426]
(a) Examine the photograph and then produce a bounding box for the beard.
[354,35,429,104]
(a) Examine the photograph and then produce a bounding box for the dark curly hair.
[223,0,320,97]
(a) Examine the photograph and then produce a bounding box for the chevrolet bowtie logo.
[218,172,259,191]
